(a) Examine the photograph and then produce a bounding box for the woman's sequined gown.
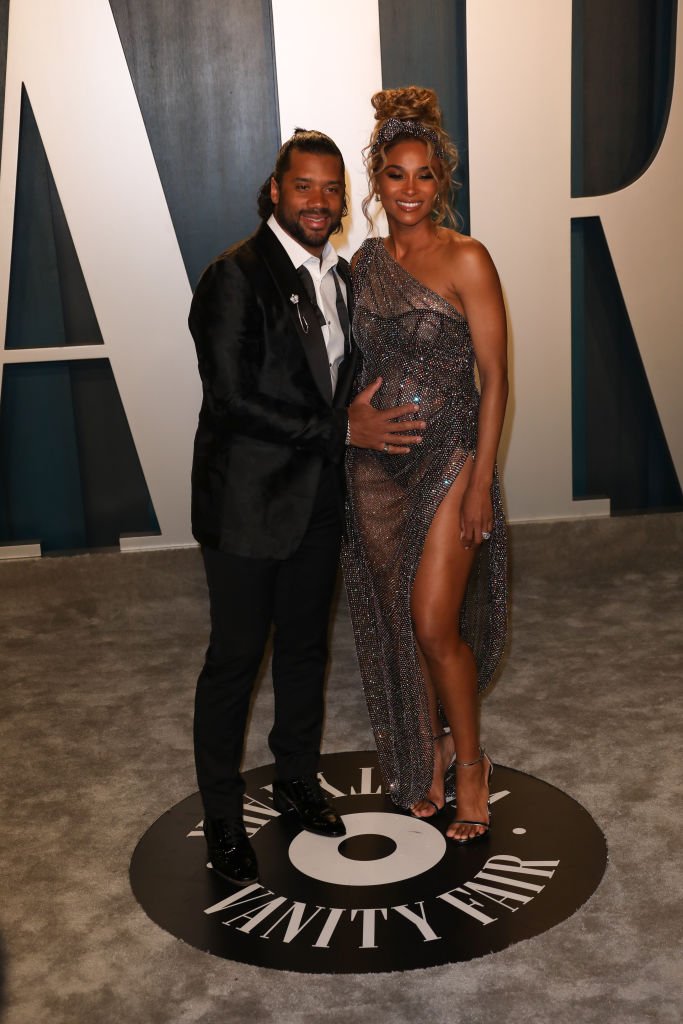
[341,238,507,809]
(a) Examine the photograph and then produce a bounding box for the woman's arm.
[453,239,508,547]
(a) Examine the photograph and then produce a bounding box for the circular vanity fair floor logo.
[130,751,607,974]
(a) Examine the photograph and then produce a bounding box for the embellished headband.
[370,117,446,161]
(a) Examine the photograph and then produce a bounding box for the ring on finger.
[481,530,491,541]
[383,442,389,452]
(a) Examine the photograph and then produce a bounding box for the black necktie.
[332,271,351,352]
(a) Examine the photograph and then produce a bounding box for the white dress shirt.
[267,214,347,393]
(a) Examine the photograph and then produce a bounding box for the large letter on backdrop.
[0,0,200,555]
[571,1,682,512]
[467,0,681,521]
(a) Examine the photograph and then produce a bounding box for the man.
[189,129,424,886]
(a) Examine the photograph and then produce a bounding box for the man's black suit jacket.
[189,221,357,559]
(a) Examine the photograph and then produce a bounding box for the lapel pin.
[289,293,309,334]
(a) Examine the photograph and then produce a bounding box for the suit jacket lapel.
[252,222,332,405]
[335,257,354,355]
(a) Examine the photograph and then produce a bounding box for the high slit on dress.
[341,239,507,809]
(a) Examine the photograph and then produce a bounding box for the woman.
[342,87,508,843]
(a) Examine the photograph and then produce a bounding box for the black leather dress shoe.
[272,776,346,837]
[204,817,259,886]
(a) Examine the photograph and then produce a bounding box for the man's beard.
[276,207,340,250]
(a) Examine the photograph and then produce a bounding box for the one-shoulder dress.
[341,238,507,809]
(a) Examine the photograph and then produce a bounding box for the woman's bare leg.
[410,457,491,840]
[410,646,455,816]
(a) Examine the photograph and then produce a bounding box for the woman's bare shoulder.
[439,228,491,261]
[439,229,498,286]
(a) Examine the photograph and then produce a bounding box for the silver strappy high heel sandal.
[410,730,455,818]
[448,747,493,844]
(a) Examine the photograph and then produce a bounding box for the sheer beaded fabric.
[341,239,508,809]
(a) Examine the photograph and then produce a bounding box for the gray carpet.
[1,514,681,1023]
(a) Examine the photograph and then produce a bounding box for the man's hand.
[348,377,425,454]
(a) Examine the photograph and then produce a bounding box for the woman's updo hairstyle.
[363,86,460,228]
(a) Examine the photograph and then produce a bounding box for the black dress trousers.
[193,462,343,820]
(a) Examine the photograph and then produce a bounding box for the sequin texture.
[341,239,508,809]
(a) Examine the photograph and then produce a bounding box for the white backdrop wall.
[0,0,681,555]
